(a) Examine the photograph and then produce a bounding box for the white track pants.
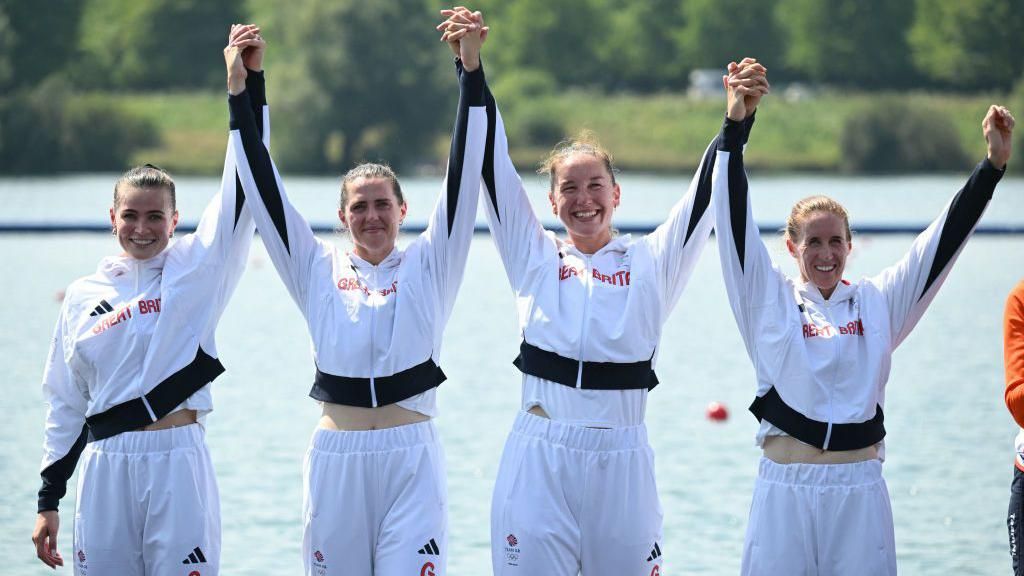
[741,457,896,576]
[491,411,664,576]
[302,420,447,576]
[72,424,220,576]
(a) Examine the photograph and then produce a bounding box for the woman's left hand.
[984,104,1015,169]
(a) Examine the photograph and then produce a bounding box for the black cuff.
[455,58,487,107]
[741,111,756,144]
[980,156,1007,179]
[719,116,745,152]
[245,69,267,106]
[38,495,59,514]
[228,90,254,131]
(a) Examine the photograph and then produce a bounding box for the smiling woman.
[713,56,1016,575]
[783,195,852,299]
[109,165,180,260]
[29,35,261,571]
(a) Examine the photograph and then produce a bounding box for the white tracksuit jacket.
[36,73,266,512]
[712,116,1005,451]
[479,92,754,427]
[227,62,488,415]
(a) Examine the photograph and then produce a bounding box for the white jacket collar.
[797,278,857,305]
[347,246,402,271]
[96,248,169,280]
[559,234,632,258]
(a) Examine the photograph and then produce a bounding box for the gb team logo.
[504,533,521,566]
[311,549,328,576]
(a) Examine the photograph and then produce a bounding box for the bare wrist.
[227,76,245,96]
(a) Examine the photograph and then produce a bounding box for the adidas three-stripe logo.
[417,538,440,556]
[89,300,114,317]
[646,542,662,562]
[182,547,207,564]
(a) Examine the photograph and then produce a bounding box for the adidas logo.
[646,542,662,562]
[182,547,208,564]
[417,538,440,556]
[89,300,114,317]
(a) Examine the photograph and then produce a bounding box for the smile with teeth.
[130,238,156,245]
[573,210,598,219]
[814,265,836,272]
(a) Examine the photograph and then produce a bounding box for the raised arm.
[226,27,322,310]
[712,60,782,341]
[644,59,766,312]
[870,105,1013,348]
[32,305,88,569]
[418,10,489,319]
[440,9,547,293]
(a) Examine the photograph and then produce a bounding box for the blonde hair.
[538,130,617,191]
[113,164,176,210]
[785,195,851,243]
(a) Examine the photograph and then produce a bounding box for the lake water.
[2,171,1023,575]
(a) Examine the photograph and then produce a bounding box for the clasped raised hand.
[723,57,769,121]
[437,6,488,72]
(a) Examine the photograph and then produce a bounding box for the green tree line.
[1,0,1021,174]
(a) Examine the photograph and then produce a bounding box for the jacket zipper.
[369,265,378,407]
[821,300,842,450]
[134,261,157,422]
[576,254,593,388]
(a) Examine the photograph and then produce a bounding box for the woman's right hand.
[984,104,1015,169]
[724,58,769,121]
[32,510,63,569]
[438,6,488,72]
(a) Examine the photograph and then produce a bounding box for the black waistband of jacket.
[85,347,225,442]
[749,386,886,451]
[310,358,446,408]
[512,341,659,391]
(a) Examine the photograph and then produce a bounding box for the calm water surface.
[1,172,1023,575]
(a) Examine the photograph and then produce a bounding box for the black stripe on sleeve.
[444,61,486,236]
[229,91,290,254]
[683,138,719,244]
[717,118,749,271]
[481,84,499,224]
[919,158,1003,299]
[234,173,246,229]
[37,424,88,512]
[233,72,268,230]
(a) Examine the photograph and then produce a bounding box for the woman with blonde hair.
[713,60,1014,574]
[30,24,265,576]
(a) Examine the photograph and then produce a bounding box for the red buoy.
[706,401,729,422]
